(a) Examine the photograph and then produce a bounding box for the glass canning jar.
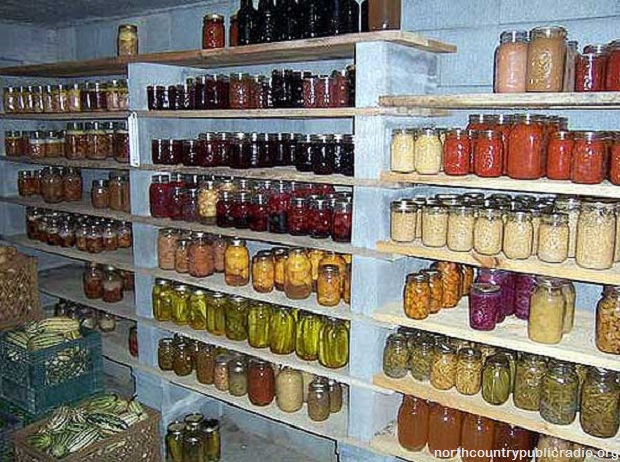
[307,380,330,421]
[580,367,620,438]
[171,285,190,325]
[288,197,308,236]
[447,205,475,252]
[415,128,442,174]
[224,238,250,286]
[158,338,175,371]
[538,213,569,263]
[284,248,313,300]
[494,30,529,93]
[252,250,275,293]
[188,232,214,278]
[469,282,501,331]
[195,342,215,385]
[228,359,248,397]
[474,130,503,177]
[571,131,608,185]
[248,359,276,406]
[430,342,457,391]
[444,128,471,175]
[270,306,296,355]
[391,128,416,173]
[428,404,462,455]
[403,273,430,320]
[319,318,349,369]
[422,204,448,248]
[456,347,483,395]
[307,197,332,239]
[503,210,533,260]
[102,223,118,251]
[482,354,511,405]
[197,180,218,225]
[225,295,248,341]
[158,228,179,270]
[433,261,463,309]
[230,73,252,109]
[83,262,104,299]
[513,353,547,411]
[296,311,322,361]
[508,114,544,180]
[474,208,504,255]
[390,199,417,243]
[317,264,342,307]
[526,26,567,92]
[576,199,616,270]
[206,292,227,336]
[232,191,252,229]
[214,354,231,391]
[332,198,352,243]
[41,167,63,204]
[247,301,271,349]
[529,277,565,344]
[540,362,579,425]
[383,333,410,379]
[398,395,429,452]
[150,175,172,218]
[152,279,173,321]
[216,191,235,228]
[102,266,123,303]
[277,367,304,413]
[166,421,185,462]
[172,341,193,377]
[202,13,225,49]
[188,289,207,330]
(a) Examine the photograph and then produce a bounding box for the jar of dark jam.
[313,134,336,174]
[271,70,290,108]
[330,70,350,107]
[273,133,290,166]
[150,175,172,218]
[303,76,320,108]
[114,122,130,163]
[233,192,252,229]
[147,85,156,110]
[155,85,167,110]
[258,133,274,167]
[198,132,218,167]
[182,188,200,222]
[182,139,199,166]
[217,132,231,166]
[334,134,354,176]
[230,132,251,169]
[269,181,290,234]
[216,191,235,227]
[249,132,262,168]
[230,73,252,109]
[309,197,332,239]
[169,186,186,221]
[332,198,352,242]
[296,134,315,172]
[94,82,107,111]
[249,193,269,232]
[152,139,170,164]
[288,197,308,236]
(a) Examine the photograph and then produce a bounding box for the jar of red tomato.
[216,191,235,228]
[605,41,620,91]
[443,128,471,176]
[288,197,308,236]
[332,199,352,243]
[202,14,225,49]
[467,114,498,172]
[575,45,608,92]
[149,175,172,218]
[610,133,620,186]
[308,197,332,239]
[232,192,252,229]
[507,114,544,180]
[571,131,609,184]
[249,193,269,232]
[546,131,574,180]
[473,130,503,178]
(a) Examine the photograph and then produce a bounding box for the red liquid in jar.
[507,115,544,179]
[546,131,573,180]
[571,132,608,184]
[474,130,503,178]
[443,129,471,176]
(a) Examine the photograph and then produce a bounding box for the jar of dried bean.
[391,199,417,243]
[447,205,475,252]
[538,212,569,263]
[503,210,533,260]
[576,199,616,270]
[415,128,442,175]
[474,208,504,255]
[422,204,448,248]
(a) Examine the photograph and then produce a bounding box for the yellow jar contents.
[560,280,575,334]
[455,347,483,395]
[225,238,250,286]
[152,279,173,322]
[528,277,565,344]
[414,128,442,174]
[206,292,227,336]
[225,296,248,341]
[188,289,207,330]
[576,200,616,270]
[317,264,342,307]
[284,249,313,300]
[403,273,430,320]
[273,248,289,291]
[247,301,271,349]
[171,285,190,325]
[296,312,323,361]
[391,129,415,173]
[597,286,620,354]
[270,306,296,355]
[430,343,457,390]
[308,249,326,291]
[319,318,349,369]
[422,205,448,248]
[252,250,275,293]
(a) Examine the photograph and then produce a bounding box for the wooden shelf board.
[373,373,620,452]
[4,234,135,271]
[141,316,387,393]
[376,240,620,285]
[379,92,620,110]
[0,31,455,78]
[380,172,620,199]
[131,361,348,441]
[39,265,137,321]
[0,111,129,120]
[143,267,353,322]
[0,196,133,222]
[0,156,131,170]
[374,301,620,372]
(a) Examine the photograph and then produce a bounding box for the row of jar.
[165,413,220,462]
[153,280,349,368]
[146,68,354,111]
[82,263,135,303]
[3,80,129,114]
[383,329,620,438]
[158,335,345,422]
[18,167,83,203]
[157,232,352,305]
[151,176,353,242]
[5,123,130,163]
[494,27,620,93]
[390,193,620,270]
[396,395,591,462]
[25,209,133,253]
[390,120,620,186]
[151,132,355,177]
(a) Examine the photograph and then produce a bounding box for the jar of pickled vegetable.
[307,380,330,421]
[540,362,579,425]
[317,264,342,307]
[158,228,179,271]
[468,282,500,331]
[513,353,547,411]
[482,354,511,405]
[529,277,565,344]
[576,199,616,270]
[165,421,185,462]
[296,312,322,361]
[408,334,434,381]
[248,301,271,349]
[284,248,313,299]
[383,333,410,379]
[430,342,457,390]
[433,261,462,309]
[397,395,429,452]
[171,285,190,325]
[270,306,296,355]
[224,238,250,286]
[319,318,349,369]
[277,367,304,413]
[252,250,275,293]
[158,338,174,371]
[173,341,193,376]
[225,295,248,341]
[454,347,483,395]
[428,405,462,456]
[195,343,216,385]
[580,367,620,438]
[188,289,207,330]
[214,354,230,391]
[403,273,430,320]
[228,359,248,397]
[422,205,448,248]
[503,211,533,260]
[206,292,226,337]
[596,286,620,354]
[248,359,276,406]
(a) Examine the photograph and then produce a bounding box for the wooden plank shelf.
[379,92,620,110]
[143,267,353,322]
[39,265,137,321]
[4,234,135,271]
[376,240,620,285]
[0,196,133,222]
[142,316,388,393]
[0,111,129,120]
[380,172,620,199]
[0,156,131,170]
[374,301,619,373]
[0,31,455,78]
[131,361,348,441]
[373,373,620,452]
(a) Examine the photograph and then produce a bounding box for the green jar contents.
[318,318,350,369]
[203,419,221,462]
[173,340,194,377]
[270,306,296,355]
[455,347,483,395]
[383,333,410,379]
[228,359,248,397]
[182,421,205,462]
[165,421,185,462]
[247,301,271,349]
[189,289,208,330]
[225,295,248,341]
[430,342,457,391]
[409,334,435,381]
[172,285,190,325]
[540,362,579,425]
[158,338,174,371]
[482,354,512,405]
[513,353,547,411]
[153,279,173,321]
[296,311,323,361]
[206,292,226,336]
[579,367,620,438]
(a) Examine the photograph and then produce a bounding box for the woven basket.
[0,248,42,330]
[13,406,161,462]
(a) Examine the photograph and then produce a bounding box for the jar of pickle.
[482,354,512,405]
[202,420,221,462]
[188,233,214,278]
[224,238,250,286]
[383,333,409,379]
[158,228,179,271]
[455,347,483,395]
[284,248,313,300]
[228,359,248,397]
[187,289,207,330]
[307,380,330,421]
[409,334,434,381]
[596,286,620,354]
[252,250,275,293]
[540,362,579,425]
[269,306,296,355]
[248,359,276,406]
[422,204,448,248]
[182,421,204,462]
[513,353,547,411]
[538,212,569,263]
[503,211,533,260]
[296,312,322,361]
[225,295,248,341]
[214,354,231,391]
[319,318,349,369]
[580,367,620,438]
[247,301,271,349]
[403,273,431,320]
[433,261,462,309]
[430,342,457,390]
[276,367,304,413]
[173,341,193,376]
[158,338,174,371]
[165,421,185,462]
[152,279,173,322]
[317,264,342,307]
[83,262,103,299]
[172,285,190,325]
[529,277,565,344]
[576,200,616,270]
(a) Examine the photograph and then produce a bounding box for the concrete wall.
[0,21,59,66]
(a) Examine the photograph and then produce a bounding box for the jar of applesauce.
[224,238,250,286]
[528,277,565,344]
[526,26,567,92]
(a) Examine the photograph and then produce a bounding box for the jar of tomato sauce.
[571,131,608,184]
[467,114,498,173]
[474,130,503,178]
[202,14,225,49]
[610,133,620,186]
[605,41,620,91]
[507,114,544,180]
[575,45,608,92]
[546,131,573,180]
[443,129,471,176]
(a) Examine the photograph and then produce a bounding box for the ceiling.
[0,0,206,25]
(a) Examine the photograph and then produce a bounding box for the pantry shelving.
[0,111,129,120]
[0,156,131,171]
[101,321,138,368]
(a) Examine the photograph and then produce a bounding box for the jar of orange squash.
[225,238,250,286]
[433,261,462,308]
[284,249,313,300]
[421,269,443,314]
[252,250,275,293]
